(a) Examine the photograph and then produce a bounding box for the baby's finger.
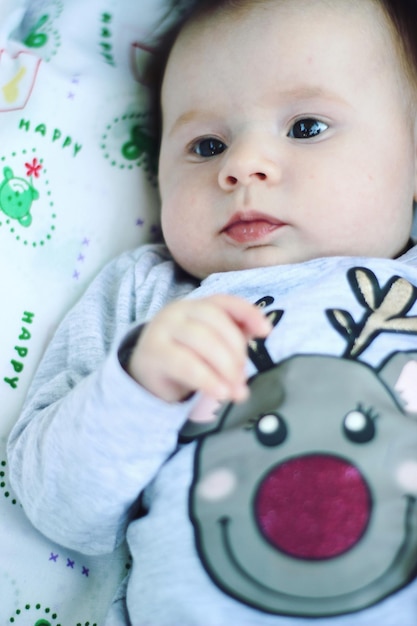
[160,340,248,402]
[182,301,249,367]
[172,315,248,392]
[184,295,271,361]
[205,294,272,340]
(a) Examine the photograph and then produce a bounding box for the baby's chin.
[175,235,405,279]
[184,249,315,279]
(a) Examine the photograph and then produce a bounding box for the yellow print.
[2,66,27,104]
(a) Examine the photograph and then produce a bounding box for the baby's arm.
[7,249,270,557]
[7,249,199,555]
[127,294,272,403]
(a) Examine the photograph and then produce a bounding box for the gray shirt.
[8,243,417,625]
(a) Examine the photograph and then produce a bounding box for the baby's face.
[159,0,417,279]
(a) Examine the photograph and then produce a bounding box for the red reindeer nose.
[255,454,371,560]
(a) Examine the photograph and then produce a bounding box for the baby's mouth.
[221,212,285,244]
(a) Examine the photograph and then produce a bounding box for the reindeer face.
[187,354,417,617]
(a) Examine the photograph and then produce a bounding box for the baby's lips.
[223,219,283,243]
[222,210,285,235]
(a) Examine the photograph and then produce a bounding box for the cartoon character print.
[20,3,63,63]
[0,50,41,112]
[0,166,39,227]
[122,123,158,175]
[180,268,417,617]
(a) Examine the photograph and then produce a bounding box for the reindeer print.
[180,268,417,618]
[327,267,417,358]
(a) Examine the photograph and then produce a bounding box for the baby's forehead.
[171,0,415,88]
[177,0,389,47]
[161,0,417,123]
[171,0,398,69]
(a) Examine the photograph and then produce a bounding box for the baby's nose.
[218,135,280,190]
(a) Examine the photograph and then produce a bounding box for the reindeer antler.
[248,296,284,371]
[326,267,417,359]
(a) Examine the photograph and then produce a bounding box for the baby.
[8,0,417,624]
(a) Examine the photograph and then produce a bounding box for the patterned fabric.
[0,1,173,623]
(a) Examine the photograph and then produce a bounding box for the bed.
[0,0,177,622]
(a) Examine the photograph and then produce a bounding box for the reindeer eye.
[343,409,376,444]
[256,413,288,447]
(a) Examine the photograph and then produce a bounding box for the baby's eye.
[192,137,227,157]
[288,118,328,139]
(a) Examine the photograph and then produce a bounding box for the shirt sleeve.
[7,248,194,556]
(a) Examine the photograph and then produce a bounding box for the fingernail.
[260,317,273,335]
[235,385,249,403]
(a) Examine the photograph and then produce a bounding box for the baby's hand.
[127,294,272,403]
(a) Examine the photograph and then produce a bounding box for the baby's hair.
[145,0,417,147]
[379,1,417,91]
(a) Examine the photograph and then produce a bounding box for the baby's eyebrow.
[167,86,350,138]
[168,109,217,137]
[277,84,350,107]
